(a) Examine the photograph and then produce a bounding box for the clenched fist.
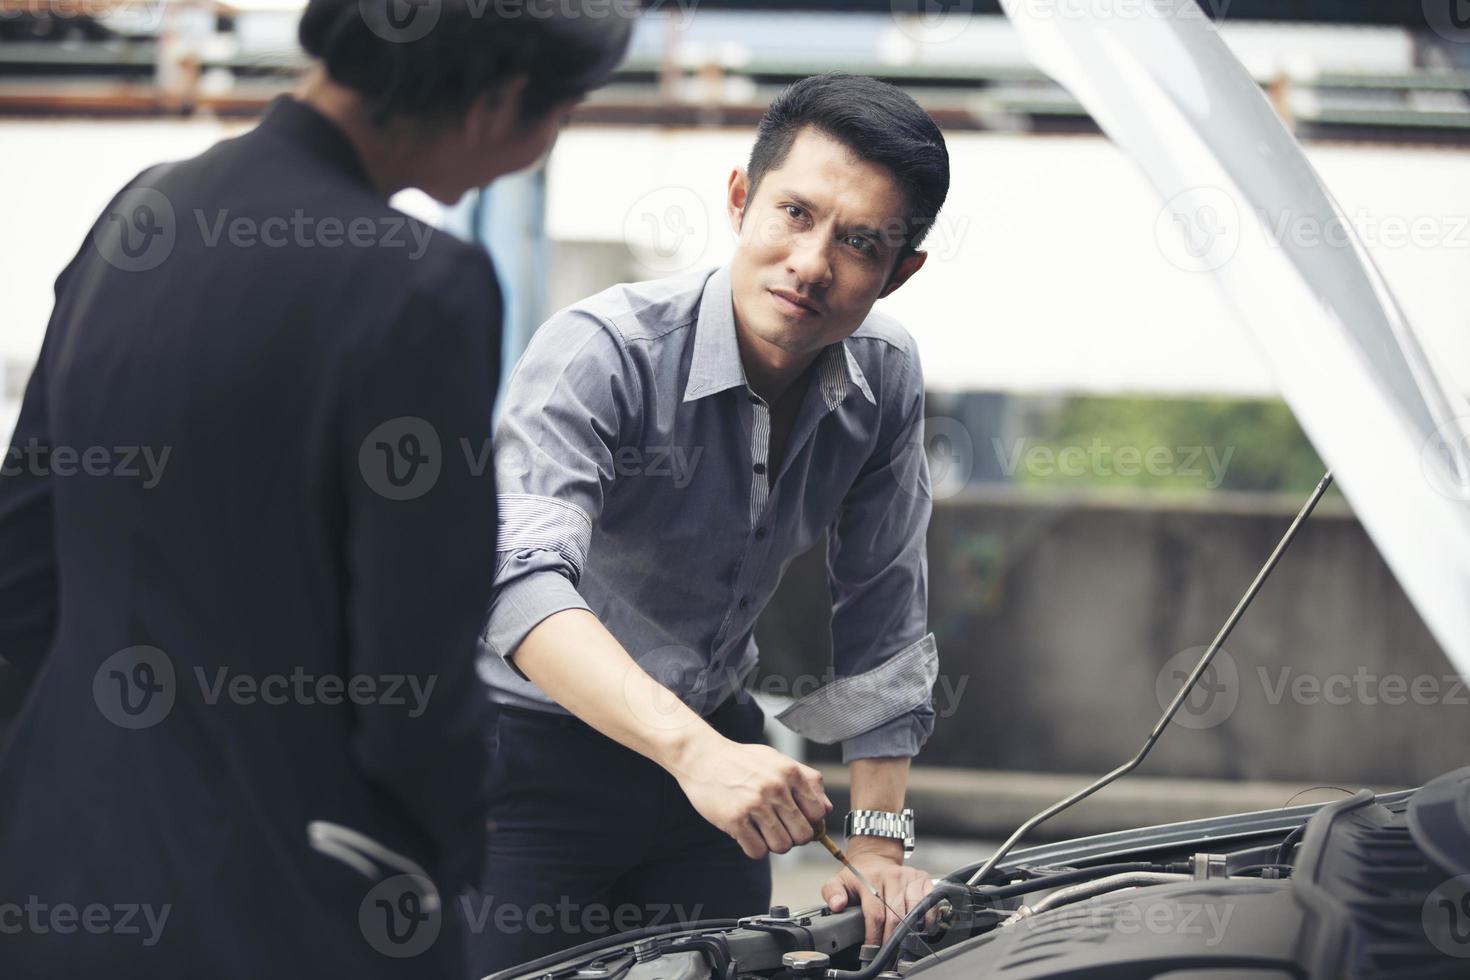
[671,735,832,859]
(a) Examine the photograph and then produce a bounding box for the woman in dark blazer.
[0,3,630,976]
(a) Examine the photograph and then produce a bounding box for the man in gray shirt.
[467,73,950,973]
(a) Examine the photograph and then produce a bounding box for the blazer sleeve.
[338,246,502,896]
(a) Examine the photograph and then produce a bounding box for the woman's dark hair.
[746,72,950,254]
[298,0,634,124]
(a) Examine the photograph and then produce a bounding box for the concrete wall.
[757,490,1469,788]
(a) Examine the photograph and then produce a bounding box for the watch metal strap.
[844,808,916,856]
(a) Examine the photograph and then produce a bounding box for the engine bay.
[489,767,1470,980]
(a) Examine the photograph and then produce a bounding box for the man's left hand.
[819,838,936,946]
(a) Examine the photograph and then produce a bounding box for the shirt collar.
[255,95,376,193]
[683,266,878,409]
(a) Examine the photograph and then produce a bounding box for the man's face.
[726,126,927,362]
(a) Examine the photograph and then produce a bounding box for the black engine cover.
[908,879,1300,979]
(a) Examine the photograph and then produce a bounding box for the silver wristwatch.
[843,808,916,858]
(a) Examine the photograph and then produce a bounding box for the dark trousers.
[460,694,772,978]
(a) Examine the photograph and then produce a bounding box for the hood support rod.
[965,470,1335,887]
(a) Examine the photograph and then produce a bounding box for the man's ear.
[726,167,750,236]
[878,250,928,298]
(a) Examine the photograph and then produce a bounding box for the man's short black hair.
[746,72,950,254]
[298,0,634,124]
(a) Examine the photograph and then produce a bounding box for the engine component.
[781,951,830,974]
[1293,787,1465,978]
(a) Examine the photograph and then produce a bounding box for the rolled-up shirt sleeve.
[481,309,640,668]
[774,345,938,762]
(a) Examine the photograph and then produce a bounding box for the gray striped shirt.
[478,265,937,761]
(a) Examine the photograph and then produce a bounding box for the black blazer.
[0,96,501,978]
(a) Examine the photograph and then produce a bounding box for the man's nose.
[787,231,833,289]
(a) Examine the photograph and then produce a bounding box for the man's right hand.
[511,610,832,859]
[669,733,832,859]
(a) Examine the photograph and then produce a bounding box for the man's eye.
[783,205,805,220]
[845,235,874,253]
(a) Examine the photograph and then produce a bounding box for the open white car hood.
[1000,0,1470,675]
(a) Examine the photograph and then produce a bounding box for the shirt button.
[753,463,767,475]
[738,597,750,610]
[755,527,767,540]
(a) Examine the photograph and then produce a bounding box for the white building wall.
[3,118,1466,444]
